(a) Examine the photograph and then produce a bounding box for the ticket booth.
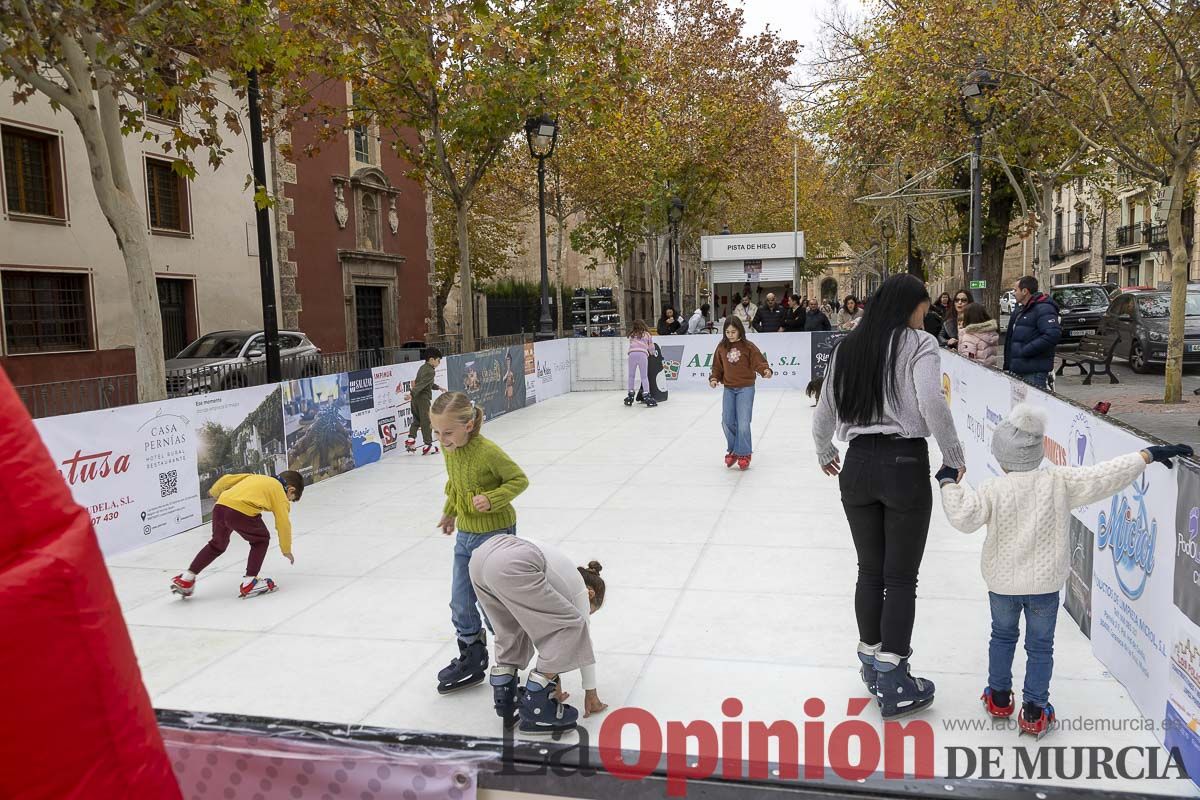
[701,231,805,321]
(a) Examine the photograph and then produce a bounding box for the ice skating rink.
[107,390,1193,795]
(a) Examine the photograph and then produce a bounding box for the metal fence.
[15,374,139,420]
[13,338,538,420]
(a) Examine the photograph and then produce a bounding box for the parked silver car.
[165,330,321,394]
[999,290,1017,315]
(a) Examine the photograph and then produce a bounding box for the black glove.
[1145,444,1194,468]
[935,465,959,484]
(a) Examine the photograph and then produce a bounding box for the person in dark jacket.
[657,307,681,336]
[751,293,788,333]
[783,294,807,331]
[1003,276,1062,389]
[804,302,832,332]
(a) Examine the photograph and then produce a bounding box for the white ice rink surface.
[107,390,1196,795]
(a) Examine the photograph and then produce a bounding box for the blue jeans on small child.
[451,526,516,644]
[988,590,1059,707]
[721,386,755,456]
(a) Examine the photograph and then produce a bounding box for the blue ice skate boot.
[437,636,488,695]
[518,672,579,736]
[873,650,935,719]
[490,666,522,728]
[857,641,880,695]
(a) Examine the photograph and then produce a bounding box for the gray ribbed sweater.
[812,328,966,468]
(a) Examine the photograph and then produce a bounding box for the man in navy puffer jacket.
[1003,275,1062,389]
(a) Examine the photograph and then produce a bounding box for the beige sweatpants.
[468,535,594,675]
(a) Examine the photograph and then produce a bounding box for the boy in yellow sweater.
[171,471,305,599]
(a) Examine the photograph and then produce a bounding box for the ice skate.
[404,437,417,453]
[518,673,578,736]
[642,394,658,408]
[737,454,751,471]
[623,391,635,407]
[239,577,277,599]
[874,650,935,719]
[857,642,879,695]
[724,452,736,468]
[981,687,1014,718]
[422,444,440,456]
[170,574,195,598]
[1017,702,1055,738]
[490,666,522,728]
[437,638,488,695]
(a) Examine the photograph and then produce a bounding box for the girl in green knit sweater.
[430,391,530,695]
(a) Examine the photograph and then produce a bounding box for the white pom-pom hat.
[991,402,1047,472]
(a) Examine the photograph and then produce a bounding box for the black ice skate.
[873,650,935,719]
[642,394,658,407]
[518,673,578,736]
[490,666,522,728]
[437,638,488,695]
[623,391,635,406]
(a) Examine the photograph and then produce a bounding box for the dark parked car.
[1102,290,1200,373]
[1050,284,1111,347]
[165,330,321,394]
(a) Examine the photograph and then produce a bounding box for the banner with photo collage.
[446,345,527,420]
[192,385,287,521]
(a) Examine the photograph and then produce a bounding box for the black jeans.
[838,434,933,656]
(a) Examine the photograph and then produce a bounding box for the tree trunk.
[1164,155,1192,403]
[1037,181,1054,292]
[554,215,565,338]
[78,82,166,402]
[455,200,475,351]
[648,232,662,323]
[980,185,1016,319]
[435,287,449,336]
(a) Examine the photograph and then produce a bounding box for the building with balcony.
[1106,180,1194,288]
[0,76,272,391]
[1046,180,1097,286]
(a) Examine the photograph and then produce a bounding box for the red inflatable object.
[0,371,181,799]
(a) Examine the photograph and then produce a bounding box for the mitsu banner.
[34,397,202,556]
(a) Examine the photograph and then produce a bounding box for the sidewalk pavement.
[1051,356,1200,447]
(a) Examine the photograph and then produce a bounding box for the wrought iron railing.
[15,374,138,419]
[1115,224,1138,248]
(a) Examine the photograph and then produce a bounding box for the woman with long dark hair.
[812,273,966,719]
[657,307,681,336]
[709,316,773,470]
[938,289,974,348]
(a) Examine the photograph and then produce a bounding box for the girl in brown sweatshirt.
[709,316,773,470]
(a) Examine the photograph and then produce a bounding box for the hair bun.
[586,560,603,574]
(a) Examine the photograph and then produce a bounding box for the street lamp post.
[668,196,684,314]
[960,57,1000,292]
[525,113,559,341]
[247,66,281,382]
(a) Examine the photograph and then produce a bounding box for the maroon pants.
[188,505,271,577]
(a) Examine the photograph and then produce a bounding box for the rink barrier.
[31,332,1200,789]
[157,708,1188,799]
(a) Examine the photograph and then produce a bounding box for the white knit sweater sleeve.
[939,481,992,533]
[1057,452,1148,508]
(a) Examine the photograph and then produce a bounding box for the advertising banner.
[533,338,571,402]
[447,345,526,420]
[1166,461,1200,781]
[35,397,202,556]
[809,331,849,381]
[656,332,813,390]
[192,385,287,521]
[348,369,382,467]
[372,360,448,449]
[523,342,537,406]
[282,374,354,485]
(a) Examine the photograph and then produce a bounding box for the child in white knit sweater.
[937,403,1191,737]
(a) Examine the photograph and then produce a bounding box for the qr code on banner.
[159,469,178,498]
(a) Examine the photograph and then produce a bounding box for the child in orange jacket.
[171,471,305,599]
